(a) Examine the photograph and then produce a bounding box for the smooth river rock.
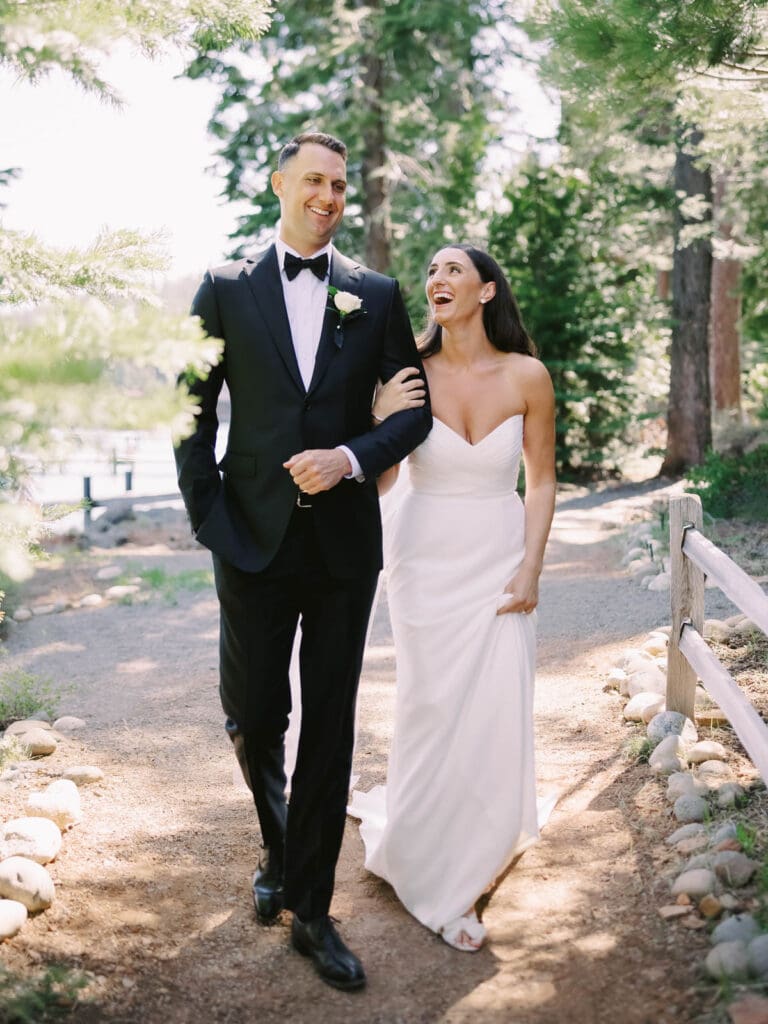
[62,765,104,786]
[1,726,57,757]
[671,868,716,899]
[673,794,709,823]
[0,898,28,938]
[688,740,728,764]
[26,779,82,830]
[647,711,698,747]
[0,817,62,864]
[0,856,55,911]
[711,913,761,946]
[705,940,749,981]
[52,716,87,733]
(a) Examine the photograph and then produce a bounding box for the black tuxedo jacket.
[174,245,432,577]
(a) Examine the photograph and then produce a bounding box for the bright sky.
[1,46,559,281]
[1,46,251,279]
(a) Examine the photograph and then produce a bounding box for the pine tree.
[489,158,667,476]
[185,0,504,311]
[0,1,270,584]
[531,0,768,472]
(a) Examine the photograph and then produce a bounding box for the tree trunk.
[710,174,742,414]
[660,129,713,477]
[359,45,390,273]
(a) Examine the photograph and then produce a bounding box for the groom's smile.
[271,142,347,255]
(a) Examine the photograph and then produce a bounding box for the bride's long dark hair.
[417,244,537,359]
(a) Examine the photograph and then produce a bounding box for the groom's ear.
[271,170,283,197]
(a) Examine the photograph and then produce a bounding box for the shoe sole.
[253,895,284,926]
[255,909,282,925]
[291,936,366,991]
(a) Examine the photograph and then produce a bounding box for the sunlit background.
[1,46,559,281]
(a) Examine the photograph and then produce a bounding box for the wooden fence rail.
[667,493,768,784]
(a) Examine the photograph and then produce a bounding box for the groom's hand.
[284,449,352,494]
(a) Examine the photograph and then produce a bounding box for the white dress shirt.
[275,236,363,479]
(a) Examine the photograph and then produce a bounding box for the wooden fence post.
[667,495,705,720]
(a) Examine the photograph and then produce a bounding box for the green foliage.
[0,260,222,580]
[0,167,20,209]
[737,143,768,418]
[136,566,214,603]
[0,964,89,1024]
[489,157,668,477]
[185,0,502,313]
[624,734,652,765]
[0,2,264,582]
[0,668,68,729]
[685,444,768,520]
[0,735,31,771]
[0,0,271,101]
[1,227,169,306]
[533,0,768,150]
[0,570,20,637]
[735,821,758,857]
[532,0,768,476]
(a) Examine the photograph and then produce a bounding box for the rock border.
[11,564,146,622]
[0,716,102,942]
[613,526,768,1021]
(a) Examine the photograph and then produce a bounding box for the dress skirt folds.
[349,415,544,934]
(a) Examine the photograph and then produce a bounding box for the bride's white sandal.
[440,911,487,952]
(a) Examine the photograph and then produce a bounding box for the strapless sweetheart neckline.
[432,413,523,448]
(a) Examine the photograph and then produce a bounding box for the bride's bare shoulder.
[501,352,552,385]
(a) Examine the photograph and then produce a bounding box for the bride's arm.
[497,361,556,615]
[372,367,425,495]
[372,367,426,423]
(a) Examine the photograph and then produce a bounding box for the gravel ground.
[0,477,746,1024]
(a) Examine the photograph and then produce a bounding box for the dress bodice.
[407,415,523,497]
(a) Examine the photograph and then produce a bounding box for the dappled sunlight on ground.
[0,490,735,1022]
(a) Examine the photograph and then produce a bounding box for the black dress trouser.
[212,506,378,921]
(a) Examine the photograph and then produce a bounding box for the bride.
[348,243,557,952]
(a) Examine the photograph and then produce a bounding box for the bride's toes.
[440,913,487,953]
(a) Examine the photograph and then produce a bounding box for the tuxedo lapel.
[307,249,363,396]
[243,246,305,395]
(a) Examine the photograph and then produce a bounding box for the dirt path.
[1,480,741,1024]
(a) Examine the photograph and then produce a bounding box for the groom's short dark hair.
[278,132,347,169]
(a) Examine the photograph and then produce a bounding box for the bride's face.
[425,248,495,328]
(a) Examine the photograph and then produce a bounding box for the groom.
[174,132,431,990]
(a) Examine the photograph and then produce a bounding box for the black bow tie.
[283,251,329,281]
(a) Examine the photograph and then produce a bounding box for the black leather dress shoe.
[252,851,284,925]
[291,915,366,991]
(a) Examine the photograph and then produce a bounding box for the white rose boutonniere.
[327,286,365,347]
[332,289,363,315]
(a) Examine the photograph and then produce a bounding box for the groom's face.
[271,143,347,255]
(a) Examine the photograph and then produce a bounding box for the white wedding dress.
[348,414,545,935]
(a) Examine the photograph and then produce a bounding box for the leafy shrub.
[0,669,66,730]
[488,157,671,479]
[0,735,31,771]
[0,570,21,639]
[685,444,768,521]
[137,566,214,602]
[0,964,88,1023]
[0,962,88,1019]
